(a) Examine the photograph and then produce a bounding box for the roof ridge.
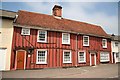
[63,18,100,27]
[19,10,52,17]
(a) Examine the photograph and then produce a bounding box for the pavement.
[1,64,119,78]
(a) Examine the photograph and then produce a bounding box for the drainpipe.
[75,33,79,67]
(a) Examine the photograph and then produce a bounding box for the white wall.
[111,41,120,63]
[111,41,119,52]
[0,18,14,70]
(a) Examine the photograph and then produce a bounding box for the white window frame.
[83,36,89,46]
[78,51,86,63]
[36,49,47,64]
[21,28,30,35]
[63,50,72,63]
[102,39,107,48]
[100,52,109,62]
[37,30,47,43]
[62,33,70,44]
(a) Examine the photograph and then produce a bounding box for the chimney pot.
[52,5,62,17]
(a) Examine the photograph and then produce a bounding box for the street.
[1,64,119,78]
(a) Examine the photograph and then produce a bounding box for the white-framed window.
[63,50,72,63]
[102,39,107,48]
[21,28,30,35]
[100,52,109,62]
[115,42,118,47]
[62,33,70,44]
[78,51,86,63]
[37,30,47,42]
[83,36,89,46]
[36,49,47,64]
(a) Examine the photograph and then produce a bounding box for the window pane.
[100,52,109,61]
[79,52,85,62]
[62,33,70,44]
[83,36,89,46]
[38,31,46,41]
[102,39,107,48]
[64,52,70,62]
[21,28,30,35]
[37,51,46,63]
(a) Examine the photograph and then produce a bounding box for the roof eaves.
[14,23,110,38]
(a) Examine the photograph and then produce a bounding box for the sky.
[0,1,119,35]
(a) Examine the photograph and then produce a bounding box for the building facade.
[111,34,120,63]
[10,5,112,70]
[0,10,16,70]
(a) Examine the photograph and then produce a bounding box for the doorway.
[90,53,96,66]
[15,50,26,70]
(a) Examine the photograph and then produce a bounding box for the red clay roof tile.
[15,10,109,38]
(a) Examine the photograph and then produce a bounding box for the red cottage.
[11,5,112,70]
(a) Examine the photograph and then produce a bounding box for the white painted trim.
[53,16,62,19]
[90,53,96,66]
[100,52,109,62]
[15,50,26,70]
[63,50,72,63]
[62,33,70,44]
[94,54,96,66]
[78,51,86,63]
[102,39,107,48]
[114,53,116,63]
[83,36,89,46]
[111,52,113,63]
[37,30,47,43]
[21,28,30,35]
[36,49,47,64]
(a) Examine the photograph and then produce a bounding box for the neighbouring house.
[110,34,120,63]
[10,5,112,70]
[0,10,16,70]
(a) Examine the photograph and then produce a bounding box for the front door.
[90,53,96,66]
[16,50,26,69]
[91,54,95,66]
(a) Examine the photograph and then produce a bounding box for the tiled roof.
[0,9,16,19]
[15,10,110,38]
[109,34,120,41]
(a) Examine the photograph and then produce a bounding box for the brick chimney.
[52,5,62,17]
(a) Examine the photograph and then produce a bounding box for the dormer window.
[21,28,30,35]
[83,36,89,46]
[102,39,107,48]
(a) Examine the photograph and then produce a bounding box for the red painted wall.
[10,27,111,69]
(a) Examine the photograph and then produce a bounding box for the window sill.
[63,62,72,64]
[62,43,70,45]
[102,47,107,49]
[21,34,30,36]
[78,61,86,63]
[36,62,47,64]
[100,60,109,62]
[83,45,89,47]
[37,41,47,43]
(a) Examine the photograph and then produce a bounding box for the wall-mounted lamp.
[27,48,34,55]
